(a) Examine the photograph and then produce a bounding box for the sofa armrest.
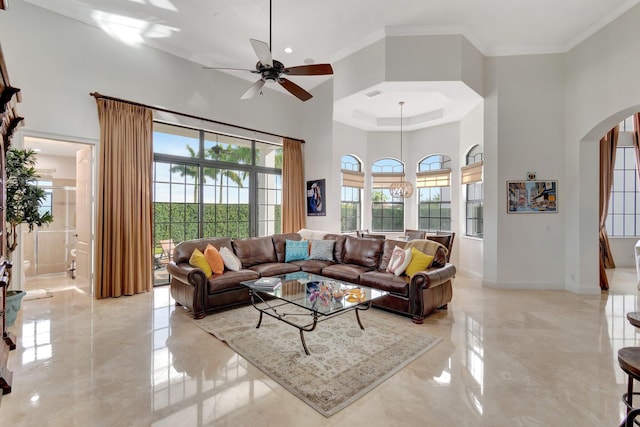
[409,263,456,324]
[410,263,456,289]
[167,262,208,319]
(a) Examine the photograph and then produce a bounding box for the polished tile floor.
[1,269,638,426]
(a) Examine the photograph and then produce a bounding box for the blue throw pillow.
[285,239,309,262]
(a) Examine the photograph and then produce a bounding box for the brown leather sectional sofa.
[167,232,456,324]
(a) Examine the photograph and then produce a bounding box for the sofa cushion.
[321,263,372,284]
[189,249,213,277]
[360,270,410,296]
[232,236,277,267]
[432,246,448,268]
[219,247,242,271]
[309,239,335,261]
[208,270,260,293]
[406,239,448,268]
[386,246,412,276]
[323,234,347,264]
[379,239,407,271]
[342,236,383,269]
[289,259,335,275]
[174,237,233,263]
[249,262,300,277]
[285,239,309,262]
[405,248,434,277]
[272,233,302,262]
[204,244,225,275]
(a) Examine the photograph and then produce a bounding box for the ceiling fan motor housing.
[257,60,285,81]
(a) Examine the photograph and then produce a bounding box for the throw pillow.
[204,244,224,275]
[386,246,412,276]
[189,249,213,278]
[285,239,309,262]
[308,239,335,261]
[219,246,242,271]
[404,247,435,277]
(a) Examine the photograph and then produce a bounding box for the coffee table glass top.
[241,271,387,316]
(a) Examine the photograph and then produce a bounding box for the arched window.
[462,145,483,238]
[371,158,404,232]
[341,155,363,232]
[607,115,638,236]
[417,154,451,231]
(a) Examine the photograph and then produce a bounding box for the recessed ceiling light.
[33,148,42,153]
[284,47,293,54]
[303,58,315,65]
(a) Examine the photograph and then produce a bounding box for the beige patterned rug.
[187,303,442,417]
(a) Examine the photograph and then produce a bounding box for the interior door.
[75,146,93,294]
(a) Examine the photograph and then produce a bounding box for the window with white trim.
[341,155,363,232]
[418,155,451,231]
[371,158,404,232]
[606,116,639,236]
[463,145,483,238]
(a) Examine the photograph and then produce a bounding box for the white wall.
[35,155,77,181]
[301,80,338,232]
[564,3,640,293]
[458,103,484,276]
[483,53,567,290]
[0,1,308,147]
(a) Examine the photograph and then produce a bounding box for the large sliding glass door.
[152,123,282,285]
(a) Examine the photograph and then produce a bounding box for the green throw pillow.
[285,239,309,262]
[189,248,213,278]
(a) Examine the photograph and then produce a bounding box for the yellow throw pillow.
[404,247,434,277]
[189,248,213,278]
[204,244,225,275]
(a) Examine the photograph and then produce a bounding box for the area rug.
[186,304,442,417]
[23,288,53,301]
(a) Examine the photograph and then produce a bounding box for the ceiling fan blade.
[241,79,266,100]
[250,39,273,67]
[203,66,257,72]
[284,64,334,76]
[279,78,313,102]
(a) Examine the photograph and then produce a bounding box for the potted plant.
[4,148,53,326]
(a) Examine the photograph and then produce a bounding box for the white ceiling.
[23,0,640,131]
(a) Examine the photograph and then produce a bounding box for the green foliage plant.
[6,148,54,285]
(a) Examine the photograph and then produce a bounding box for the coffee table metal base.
[248,290,371,355]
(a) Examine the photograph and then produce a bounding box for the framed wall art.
[507,180,557,213]
[307,179,326,216]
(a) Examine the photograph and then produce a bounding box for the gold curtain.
[282,138,305,233]
[599,125,619,290]
[95,99,153,298]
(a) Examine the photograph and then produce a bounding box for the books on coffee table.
[251,277,282,290]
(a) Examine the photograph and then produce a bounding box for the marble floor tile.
[1,269,637,426]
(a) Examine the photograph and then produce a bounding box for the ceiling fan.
[204,0,333,102]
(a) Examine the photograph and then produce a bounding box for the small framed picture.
[307,179,326,216]
[507,180,557,213]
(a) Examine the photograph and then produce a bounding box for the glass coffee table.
[241,271,388,355]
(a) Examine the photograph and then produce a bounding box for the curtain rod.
[89,92,305,143]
